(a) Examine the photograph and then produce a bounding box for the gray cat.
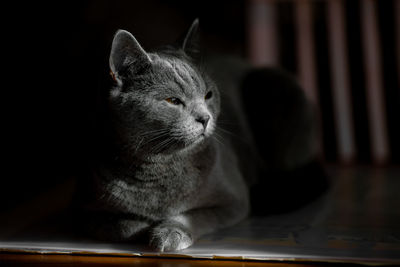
[79,20,255,252]
[78,19,318,251]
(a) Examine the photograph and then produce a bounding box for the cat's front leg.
[150,205,247,251]
[150,220,193,251]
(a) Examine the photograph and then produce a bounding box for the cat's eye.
[205,91,213,100]
[165,97,183,105]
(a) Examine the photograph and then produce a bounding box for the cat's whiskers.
[134,137,145,155]
[127,129,171,155]
[127,132,173,169]
[138,128,171,137]
[163,138,179,152]
[212,135,224,147]
[141,129,171,142]
[136,133,170,153]
[216,125,251,146]
[212,132,226,148]
[217,120,239,126]
[149,138,168,154]
[150,137,177,154]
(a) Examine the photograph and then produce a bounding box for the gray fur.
[84,21,250,251]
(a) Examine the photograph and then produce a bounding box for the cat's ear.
[182,19,200,58]
[109,29,151,85]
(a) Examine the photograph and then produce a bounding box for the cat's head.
[108,20,220,157]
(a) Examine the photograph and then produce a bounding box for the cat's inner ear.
[182,18,200,58]
[109,29,151,85]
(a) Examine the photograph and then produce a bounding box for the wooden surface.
[0,254,324,267]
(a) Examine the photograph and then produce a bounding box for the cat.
[76,19,255,252]
[76,19,322,252]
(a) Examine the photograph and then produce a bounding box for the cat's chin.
[149,134,206,156]
[180,133,208,152]
[194,133,206,144]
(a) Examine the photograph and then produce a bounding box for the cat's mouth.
[149,125,213,155]
[188,132,205,144]
[183,130,208,147]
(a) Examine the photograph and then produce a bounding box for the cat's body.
[77,20,320,251]
[78,21,255,251]
[84,137,249,250]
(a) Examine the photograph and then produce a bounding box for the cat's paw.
[150,223,193,252]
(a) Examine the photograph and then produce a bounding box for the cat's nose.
[196,115,210,129]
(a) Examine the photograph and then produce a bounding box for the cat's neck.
[94,137,217,184]
[110,136,214,167]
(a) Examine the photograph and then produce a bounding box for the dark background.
[2,0,399,214]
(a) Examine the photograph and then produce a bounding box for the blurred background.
[1,0,399,217]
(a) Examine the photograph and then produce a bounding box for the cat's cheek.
[153,106,179,124]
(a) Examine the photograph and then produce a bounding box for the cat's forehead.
[150,54,205,94]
